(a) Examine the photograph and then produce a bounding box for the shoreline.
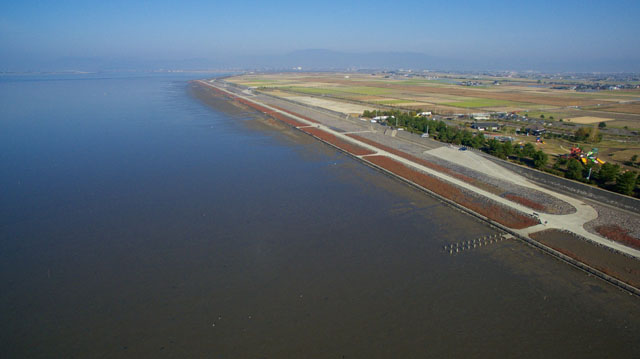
[191,79,640,295]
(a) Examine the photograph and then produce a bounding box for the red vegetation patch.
[202,83,233,98]
[530,229,640,289]
[596,225,640,250]
[347,135,481,183]
[364,155,539,229]
[504,193,546,211]
[208,88,308,127]
[269,105,321,124]
[299,128,375,156]
[266,111,307,127]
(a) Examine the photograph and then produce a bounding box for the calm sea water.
[1,74,639,358]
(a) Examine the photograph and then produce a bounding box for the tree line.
[362,110,639,198]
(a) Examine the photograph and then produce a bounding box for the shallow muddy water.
[0,75,638,358]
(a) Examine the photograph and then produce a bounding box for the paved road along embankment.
[482,155,640,213]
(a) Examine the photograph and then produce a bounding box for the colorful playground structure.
[569,146,606,165]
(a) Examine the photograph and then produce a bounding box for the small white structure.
[418,111,432,117]
[372,115,392,121]
[472,113,491,120]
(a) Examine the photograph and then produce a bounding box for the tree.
[522,142,536,158]
[598,121,607,128]
[460,130,473,147]
[632,154,638,162]
[616,171,638,196]
[565,159,583,180]
[487,139,503,158]
[532,150,548,169]
[574,127,591,141]
[574,127,602,143]
[451,132,462,145]
[502,141,514,157]
[512,145,521,158]
[469,134,484,149]
[596,162,620,185]
[553,156,567,170]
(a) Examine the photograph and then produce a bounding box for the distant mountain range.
[37,50,450,72]
[8,49,640,73]
[235,49,447,70]
[228,49,640,73]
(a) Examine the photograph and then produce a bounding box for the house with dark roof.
[471,122,500,131]
[525,124,546,136]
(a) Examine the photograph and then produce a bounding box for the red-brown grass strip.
[225,97,307,127]
[266,111,307,127]
[269,105,321,124]
[196,84,316,127]
[201,84,235,99]
[596,225,640,250]
[299,128,375,156]
[364,155,539,229]
[529,230,640,289]
[504,193,546,211]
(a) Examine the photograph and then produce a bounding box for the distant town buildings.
[551,83,639,92]
[459,81,482,87]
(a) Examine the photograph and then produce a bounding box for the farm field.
[230,72,639,116]
[444,98,526,108]
[227,72,640,140]
[245,73,638,171]
[594,103,640,115]
[565,116,615,124]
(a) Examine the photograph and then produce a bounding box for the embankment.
[362,155,539,229]
[194,80,640,296]
[529,229,640,292]
[197,82,538,231]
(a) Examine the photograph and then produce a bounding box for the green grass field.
[444,98,522,108]
[283,87,351,96]
[519,110,567,120]
[338,86,394,95]
[389,79,448,86]
[244,82,280,87]
[283,86,393,96]
[374,99,412,104]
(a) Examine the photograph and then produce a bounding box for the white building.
[472,113,491,120]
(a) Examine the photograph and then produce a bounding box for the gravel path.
[421,152,576,215]
[584,203,640,240]
[354,131,575,215]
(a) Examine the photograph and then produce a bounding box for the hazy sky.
[1,0,639,71]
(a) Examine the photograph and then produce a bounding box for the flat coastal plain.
[196,76,640,294]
